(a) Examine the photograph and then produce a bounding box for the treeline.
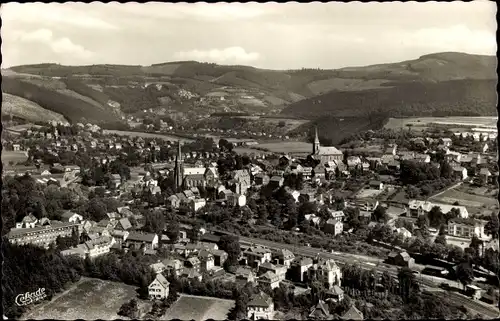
[2,77,118,123]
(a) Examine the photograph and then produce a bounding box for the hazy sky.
[1,2,497,69]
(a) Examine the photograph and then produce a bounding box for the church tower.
[174,140,184,191]
[313,126,320,154]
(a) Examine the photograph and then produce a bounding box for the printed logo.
[15,288,47,306]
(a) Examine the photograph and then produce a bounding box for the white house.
[448,218,487,240]
[60,211,84,224]
[148,273,170,300]
[190,198,207,212]
[395,227,412,239]
[452,166,468,181]
[247,292,275,320]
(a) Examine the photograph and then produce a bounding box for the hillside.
[2,93,68,124]
[3,52,496,123]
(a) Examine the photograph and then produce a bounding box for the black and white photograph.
[1,1,498,320]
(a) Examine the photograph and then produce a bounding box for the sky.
[1,2,497,70]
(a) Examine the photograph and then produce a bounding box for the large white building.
[406,200,469,219]
[247,292,275,320]
[448,218,487,240]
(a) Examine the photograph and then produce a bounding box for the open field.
[102,129,194,142]
[256,141,311,154]
[21,277,151,320]
[355,188,383,199]
[384,116,498,131]
[259,117,310,132]
[2,151,28,164]
[163,294,235,321]
[2,93,68,123]
[234,147,270,155]
[430,186,498,216]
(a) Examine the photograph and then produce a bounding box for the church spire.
[313,126,320,154]
[174,140,183,190]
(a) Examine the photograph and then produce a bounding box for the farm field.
[162,294,235,321]
[102,129,194,142]
[384,116,498,131]
[430,186,498,216]
[21,277,151,320]
[259,117,310,132]
[2,151,28,164]
[257,141,311,154]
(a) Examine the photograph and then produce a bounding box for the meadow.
[102,129,194,142]
[256,141,312,154]
[21,278,151,320]
[430,185,498,216]
[384,116,498,131]
[2,151,29,164]
[162,294,235,321]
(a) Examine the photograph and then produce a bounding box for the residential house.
[110,174,122,188]
[478,168,492,185]
[163,259,184,276]
[235,267,257,286]
[290,257,314,283]
[243,246,272,268]
[209,249,228,266]
[258,262,287,281]
[309,258,342,289]
[109,230,129,246]
[227,193,246,207]
[166,195,181,209]
[273,248,295,268]
[247,292,275,320]
[16,214,38,229]
[125,232,159,250]
[180,268,203,281]
[304,214,322,228]
[198,250,215,272]
[395,227,412,239]
[415,154,431,163]
[385,145,397,155]
[440,138,453,147]
[190,198,207,212]
[258,271,281,290]
[148,274,170,300]
[219,189,234,200]
[328,209,345,221]
[323,219,343,236]
[452,166,468,181]
[369,180,384,190]
[341,305,364,320]
[114,218,132,231]
[346,156,362,169]
[327,285,345,303]
[448,218,487,240]
[386,251,415,268]
[185,257,201,273]
[309,300,331,319]
[254,173,270,186]
[269,176,284,189]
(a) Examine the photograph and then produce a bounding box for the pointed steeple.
[313,126,320,154]
[174,140,183,190]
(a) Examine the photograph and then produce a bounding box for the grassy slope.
[2,93,68,123]
[2,76,119,123]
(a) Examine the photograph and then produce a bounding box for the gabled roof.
[127,231,157,243]
[248,292,273,308]
[116,217,132,230]
[150,273,169,288]
[341,305,364,320]
[309,300,330,318]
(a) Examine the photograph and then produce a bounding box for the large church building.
[311,127,343,163]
